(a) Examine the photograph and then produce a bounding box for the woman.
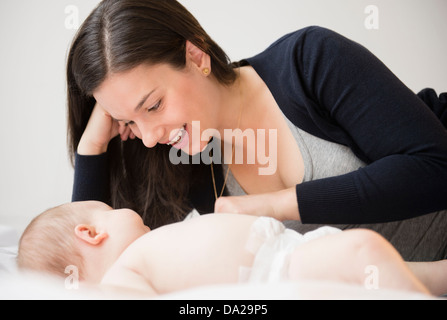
[68,0,447,261]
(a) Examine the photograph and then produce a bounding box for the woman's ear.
[74,224,108,245]
[185,40,211,72]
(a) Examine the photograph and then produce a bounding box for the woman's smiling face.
[93,46,221,155]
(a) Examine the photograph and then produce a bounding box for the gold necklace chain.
[210,75,243,201]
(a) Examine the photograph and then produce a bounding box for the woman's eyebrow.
[134,89,156,113]
[110,88,157,122]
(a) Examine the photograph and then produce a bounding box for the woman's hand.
[77,103,135,155]
[214,187,301,221]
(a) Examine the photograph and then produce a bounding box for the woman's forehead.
[93,64,169,110]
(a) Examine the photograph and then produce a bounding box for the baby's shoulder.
[101,261,157,296]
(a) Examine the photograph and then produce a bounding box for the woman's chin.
[184,141,211,157]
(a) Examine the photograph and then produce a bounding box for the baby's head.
[18,201,149,282]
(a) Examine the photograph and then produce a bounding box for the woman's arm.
[218,27,447,224]
[72,152,110,203]
[72,103,132,203]
[294,27,447,223]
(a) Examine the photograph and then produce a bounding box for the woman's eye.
[149,100,161,112]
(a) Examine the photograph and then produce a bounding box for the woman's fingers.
[118,123,129,141]
[214,195,275,217]
[119,124,137,141]
[214,187,300,221]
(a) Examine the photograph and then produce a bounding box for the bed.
[0,223,438,300]
[0,226,19,274]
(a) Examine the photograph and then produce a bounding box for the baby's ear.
[74,224,108,245]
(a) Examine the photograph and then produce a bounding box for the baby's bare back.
[118,214,259,294]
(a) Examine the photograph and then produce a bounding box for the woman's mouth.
[167,124,189,149]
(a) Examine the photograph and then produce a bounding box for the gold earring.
[202,68,210,75]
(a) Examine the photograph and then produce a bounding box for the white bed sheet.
[0,225,19,274]
[0,271,434,300]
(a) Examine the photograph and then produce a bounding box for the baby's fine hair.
[17,204,86,280]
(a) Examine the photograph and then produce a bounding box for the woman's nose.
[139,122,164,148]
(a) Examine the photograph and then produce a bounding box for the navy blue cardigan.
[73,26,447,224]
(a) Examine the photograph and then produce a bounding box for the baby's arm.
[101,264,158,298]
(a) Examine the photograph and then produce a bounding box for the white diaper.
[239,217,341,283]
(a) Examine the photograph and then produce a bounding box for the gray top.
[224,115,367,196]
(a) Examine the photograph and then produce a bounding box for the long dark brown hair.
[67,0,236,228]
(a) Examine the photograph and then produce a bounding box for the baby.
[17,201,435,296]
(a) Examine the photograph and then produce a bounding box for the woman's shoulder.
[266,26,342,50]
[243,26,348,69]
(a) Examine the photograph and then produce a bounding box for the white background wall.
[0,0,446,234]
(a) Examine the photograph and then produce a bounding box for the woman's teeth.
[167,126,186,146]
